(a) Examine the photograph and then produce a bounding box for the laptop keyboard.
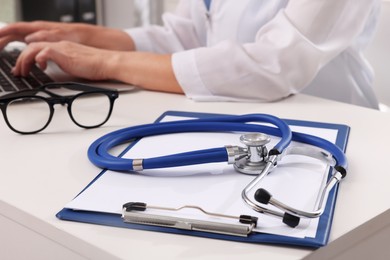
[0,49,53,93]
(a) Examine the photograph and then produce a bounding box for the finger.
[13,42,45,77]
[0,35,24,50]
[35,43,68,72]
[35,47,55,71]
[0,21,58,41]
[35,52,48,71]
[25,30,61,43]
[0,22,36,38]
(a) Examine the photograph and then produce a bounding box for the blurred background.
[0,0,389,110]
[0,0,179,28]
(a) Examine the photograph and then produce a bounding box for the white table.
[1,89,390,260]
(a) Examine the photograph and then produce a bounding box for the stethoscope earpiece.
[254,188,271,204]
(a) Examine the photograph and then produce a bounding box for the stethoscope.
[88,114,347,228]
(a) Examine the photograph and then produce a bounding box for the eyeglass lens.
[6,97,51,133]
[70,92,112,128]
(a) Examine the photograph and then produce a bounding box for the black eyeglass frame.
[0,82,119,134]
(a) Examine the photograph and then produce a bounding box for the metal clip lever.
[122,202,258,237]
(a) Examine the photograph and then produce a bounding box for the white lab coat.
[126,0,380,109]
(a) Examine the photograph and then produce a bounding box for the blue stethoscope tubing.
[87,114,347,173]
[88,114,291,170]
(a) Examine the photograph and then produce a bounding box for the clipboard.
[56,110,350,248]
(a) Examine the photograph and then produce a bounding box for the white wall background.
[100,0,164,28]
[0,0,21,22]
[164,0,179,12]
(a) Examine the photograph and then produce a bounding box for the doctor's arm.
[172,0,378,102]
[11,40,183,94]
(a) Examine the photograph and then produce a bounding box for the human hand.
[0,21,135,51]
[12,40,183,94]
[0,21,86,50]
[12,41,117,80]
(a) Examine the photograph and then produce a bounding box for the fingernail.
[11,67,18,76]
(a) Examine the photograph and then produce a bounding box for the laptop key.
[0,76,16,91]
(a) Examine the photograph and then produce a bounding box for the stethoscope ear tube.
[246,130,347,224]
[290,131,347,171]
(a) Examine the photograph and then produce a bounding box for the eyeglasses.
[0,82,119,134]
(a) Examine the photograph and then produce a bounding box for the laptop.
[0,46,135,97]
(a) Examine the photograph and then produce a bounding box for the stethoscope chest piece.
[234,133,271,175]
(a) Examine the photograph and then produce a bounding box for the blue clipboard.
[57,110,350,248]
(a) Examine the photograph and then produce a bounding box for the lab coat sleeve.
[173,0,378,102]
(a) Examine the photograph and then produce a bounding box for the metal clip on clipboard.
[122,202,258,237]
